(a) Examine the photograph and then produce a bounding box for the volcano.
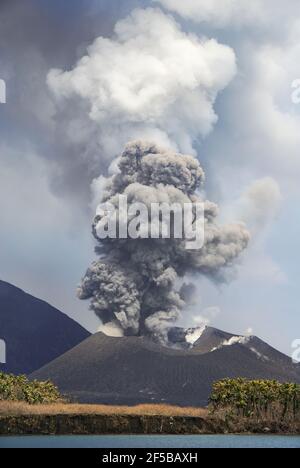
[0,280,90,375]
[31,327,300,407]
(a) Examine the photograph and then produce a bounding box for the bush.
[209,378,300,421]
[0,372,61,405]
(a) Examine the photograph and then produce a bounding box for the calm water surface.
[1,435,300,448]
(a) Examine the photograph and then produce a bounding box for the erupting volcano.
[78,141,250,343]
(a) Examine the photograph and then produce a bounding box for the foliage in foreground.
[210,378,300,421]
[0,372,61,405]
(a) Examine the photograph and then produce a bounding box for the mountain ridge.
[0,279,90,374]
[32,329,300,407]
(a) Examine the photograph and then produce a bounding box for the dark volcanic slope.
[193,327,236,354]
[192,327,297,366]
[32,331,300,407]
[0,280,90,375]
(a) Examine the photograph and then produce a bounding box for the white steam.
[154,0,265,27]
[47,7,236,167]
[237,177,282,236]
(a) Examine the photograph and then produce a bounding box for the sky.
[0,0,300,355]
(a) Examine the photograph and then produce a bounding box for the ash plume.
[78,141,249,343]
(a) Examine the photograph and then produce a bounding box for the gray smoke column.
[78,141,250,343]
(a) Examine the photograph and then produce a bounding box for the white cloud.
[48,7,236,167]
[212,22,300,192]
[223,177,286,287]
[154,0,264,27]
[90,175,108,210]
[243,42,300,182]
[235,177,282,237]
[240,252,288,286]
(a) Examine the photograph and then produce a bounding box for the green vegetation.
[0,375,300,434]
[210,378,300,421]
[0,372,61,405]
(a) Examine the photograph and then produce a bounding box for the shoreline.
[1,401,299,436]
[1,413,300,436]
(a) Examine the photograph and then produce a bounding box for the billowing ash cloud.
[78,141,249,343]
[47,7,236,171]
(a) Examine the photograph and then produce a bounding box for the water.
[0,435,300,448]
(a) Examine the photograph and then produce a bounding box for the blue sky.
[0,0,300,354]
